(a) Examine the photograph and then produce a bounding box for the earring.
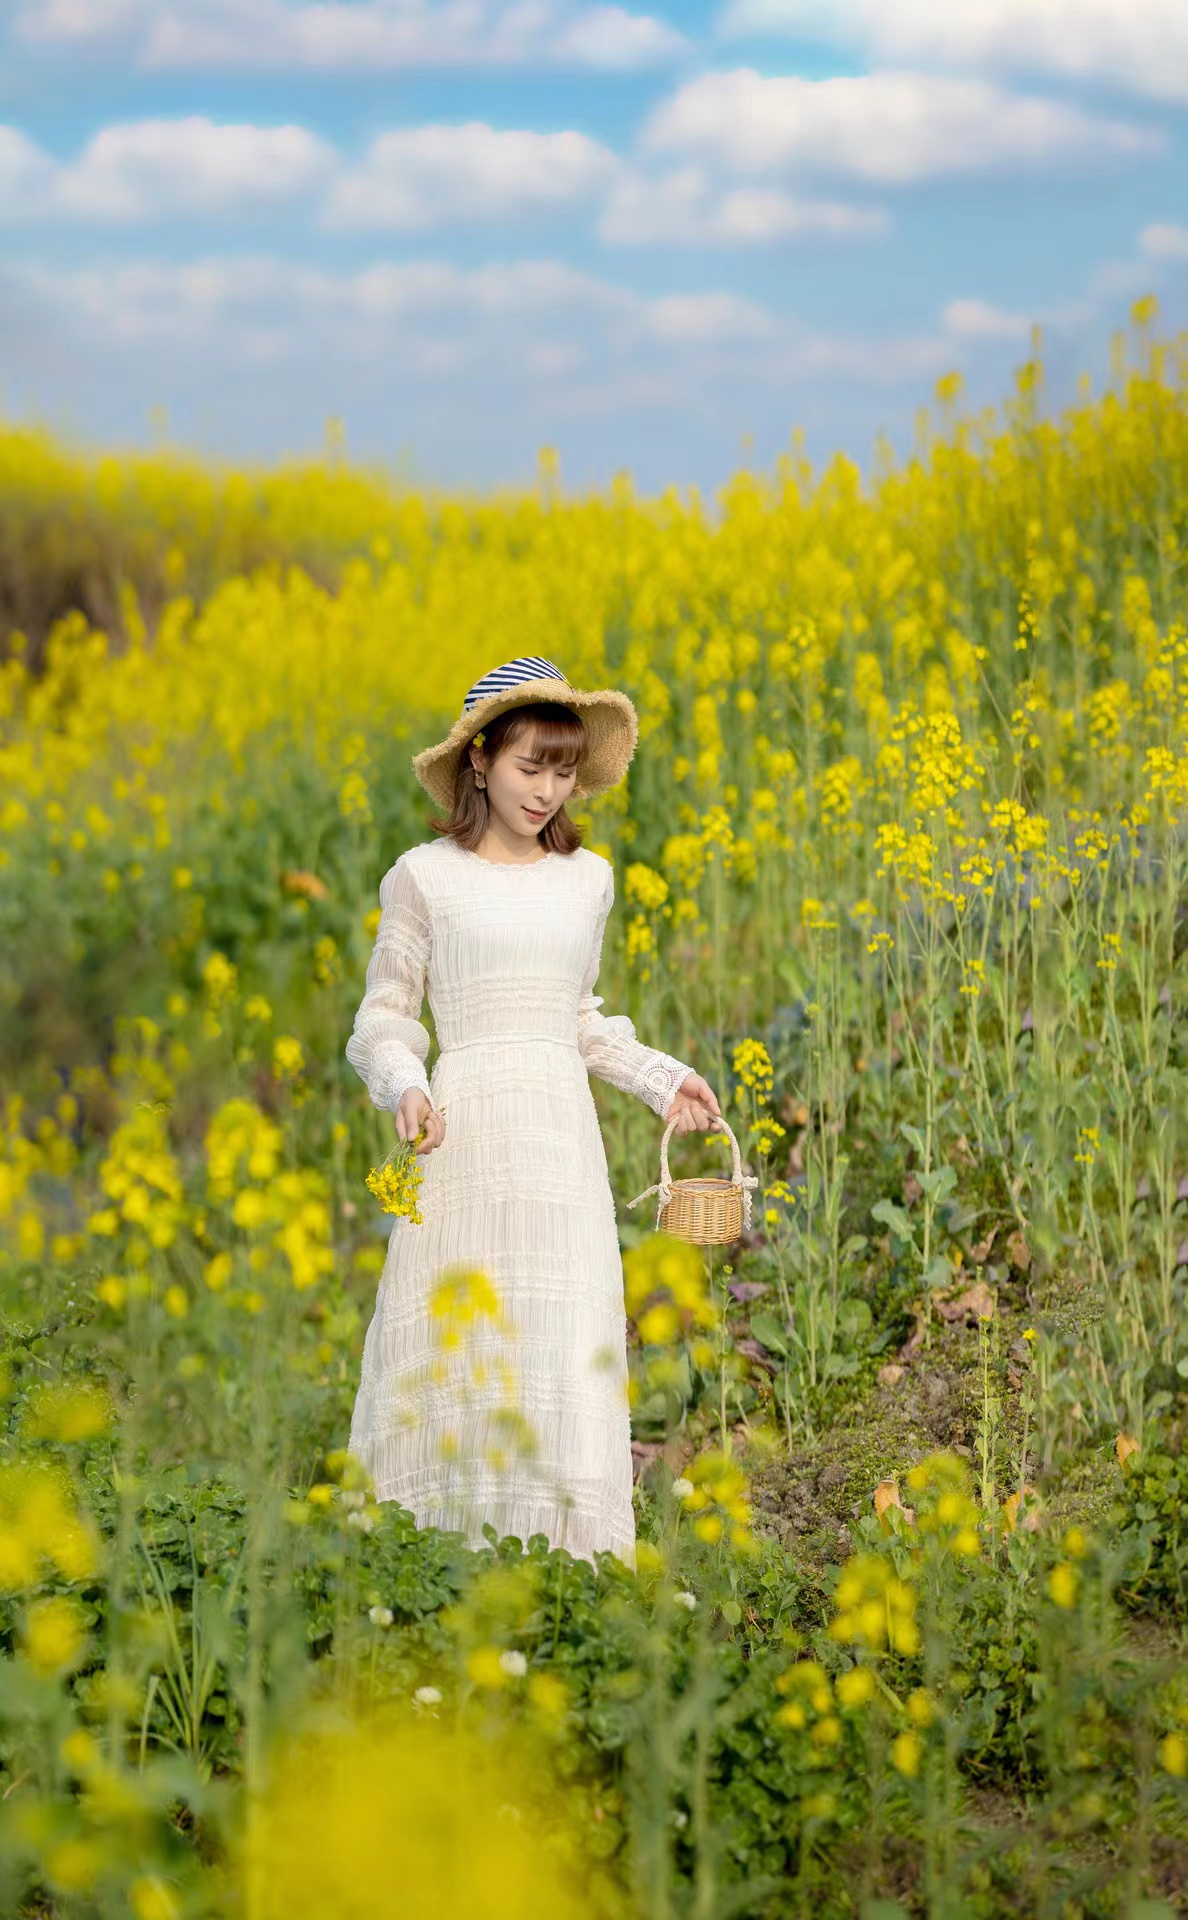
[475,772,486,789]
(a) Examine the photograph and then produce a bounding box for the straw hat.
[411,655,639,812]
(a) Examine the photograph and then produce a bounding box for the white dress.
[344,835,694,1570]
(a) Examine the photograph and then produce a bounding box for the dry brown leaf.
[1115,1432,1140,1470]
[877,1363,904,1388]
[873,1478,916,1531]
[903,1174,923,1206]
[968,1225,998,1265]
[1005,1230,1032,1273]
[281,868,330,900]
[934,1280,995,1325]
[1002,1485,1040,1534]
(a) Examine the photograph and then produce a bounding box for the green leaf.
[1176,1356,1188,1380]
[917,1164,957,1205]
[822,1352,859,1379]
[719,1599,742,1625]
[838,1298,873,1338]
[871,1198,915,1243]
[750,1311,789,1357]
[899,1122,927,1159]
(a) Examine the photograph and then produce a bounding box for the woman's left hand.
[666,1073,722,1134]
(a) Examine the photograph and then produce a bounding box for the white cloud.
[67,118,334,219]
[0,253,653,352]
[719,0,1188,107]
[0,126,58,214]
[0,116,622,232]
[0,117,335,222]
[13,0,686,71]
[0,112,896,246]
[942,298,1032,342]
[599,164,888,244]
[1140,222,1188,262]
[644,291,773,341]
[642,69,1159,183]
[552,4,683,67]
[322,124,617,232]
[7,250,970,381]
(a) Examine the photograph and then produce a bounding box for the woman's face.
[473,725,579,840]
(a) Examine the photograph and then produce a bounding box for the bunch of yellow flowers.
[365,1111,445,1226]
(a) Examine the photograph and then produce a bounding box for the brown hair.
[428,701,587,854]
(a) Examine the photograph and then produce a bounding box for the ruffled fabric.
[344,855,433,1114]
[343,837,694,1571]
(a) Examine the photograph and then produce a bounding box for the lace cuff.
[629,1049,694,1121]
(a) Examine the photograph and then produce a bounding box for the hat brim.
[411,678,639,813]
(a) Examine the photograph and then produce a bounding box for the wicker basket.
[625,1113,759,1246]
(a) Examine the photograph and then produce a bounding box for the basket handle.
[625,1111,759,1231]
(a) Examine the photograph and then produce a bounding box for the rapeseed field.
[0,302,1185,1917]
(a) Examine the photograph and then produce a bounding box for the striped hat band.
[463,656,569,713]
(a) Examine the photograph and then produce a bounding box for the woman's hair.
[428,700,587,853]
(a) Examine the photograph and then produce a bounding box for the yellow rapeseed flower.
[1048,1562,1080,1610]
[891,1730,922,1778]
[23,1595,88,1675]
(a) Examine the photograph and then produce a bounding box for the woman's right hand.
[395,1089,446,1155]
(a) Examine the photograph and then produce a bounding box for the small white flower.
[413,1685,442,1708]
[346,1507,376,1532]
[341,1488,366,1509]
[671,1808,689,1829]
[672,1478,694,1501]
[499,1649,528,1678]
[674,1590,697,1611]
[368,1605,393,1627]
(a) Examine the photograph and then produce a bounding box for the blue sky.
[0,0,1185,492]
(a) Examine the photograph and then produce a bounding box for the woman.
[344,655,721,1569]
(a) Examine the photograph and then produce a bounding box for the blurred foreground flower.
[242,1713,594,1919]
[829,1553,919,1656]
[622,1233,716,1346]
[681,1447,761,1556]
[0,1462,101,1590]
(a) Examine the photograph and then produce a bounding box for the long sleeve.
[345,853,433,1114]
[577,861,693,1121]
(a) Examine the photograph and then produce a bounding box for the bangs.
[503,706,585,767]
